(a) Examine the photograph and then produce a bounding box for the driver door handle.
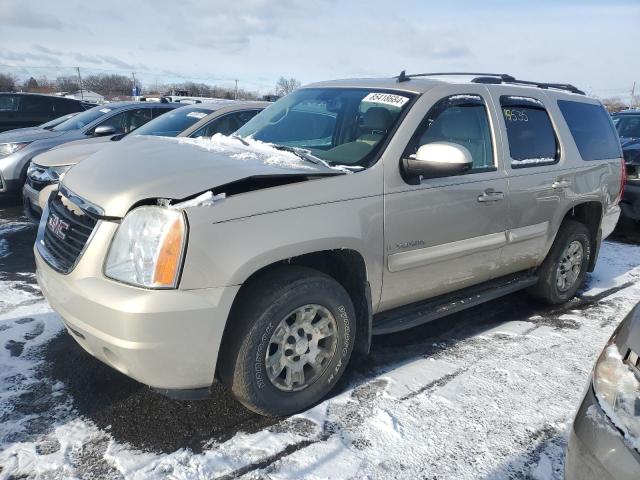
[551,180,571,189]
[477,189,505,203]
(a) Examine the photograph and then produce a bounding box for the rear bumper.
[621,181,640,221]
[602,204,620,240]
[35,227,240,390]
[565,386,640,480]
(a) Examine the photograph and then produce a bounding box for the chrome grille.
[39,192,99,273]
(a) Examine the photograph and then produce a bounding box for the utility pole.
[132,72,137,99]
[632,81,636,109]
[75,67,84,100]
[235,79,238,100]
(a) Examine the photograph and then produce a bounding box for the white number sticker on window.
[186,112,207,119]
[362,93,409,108]
[99,108,112,113]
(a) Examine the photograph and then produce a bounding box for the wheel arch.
[214,248,372,381]
[555,200,603,272]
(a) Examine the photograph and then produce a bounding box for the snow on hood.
[61,135,345,217]
[0,128,66,144]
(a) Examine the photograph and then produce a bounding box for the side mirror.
[93,125,117,136]
[402,142,473,179]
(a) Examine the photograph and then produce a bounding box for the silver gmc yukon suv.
[35,73,624,416]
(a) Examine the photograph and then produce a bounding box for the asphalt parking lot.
[1,198,640,479]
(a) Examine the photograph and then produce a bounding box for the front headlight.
[28,163,71,183]
[0,142,31,157]
[104,206,187,289]
[593,340,640,445]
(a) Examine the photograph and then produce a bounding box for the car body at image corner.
[0,92,95,133]
[23,101,268,220]
[565,303,640,479]
[612,109,640,223]
[34,73,624,417]
[0,101,179,197]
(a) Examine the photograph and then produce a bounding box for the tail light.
[616,157,626,204]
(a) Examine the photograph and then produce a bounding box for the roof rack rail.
[395,71,585,95]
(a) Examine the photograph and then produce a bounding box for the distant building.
[62,89,105,103]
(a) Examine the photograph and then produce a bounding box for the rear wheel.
[220,266,356,416]
[528,220,591,304]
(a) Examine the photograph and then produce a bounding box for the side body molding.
[387,221,549,273]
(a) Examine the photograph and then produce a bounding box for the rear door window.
[500,96,558,168]
[557,100,622,160]
[613,115,640,139]
[0,94,20,111]
[21,96,54,114]
[191,109,262,138]
[151,107,174,118]
[97,108,153,134]
[53,97,82,115]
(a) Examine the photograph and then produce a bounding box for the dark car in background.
[23,101,268,219]
[565,303,640,479]
[612,110,640,224]
[0,93,95,133]
[0,101,179,197]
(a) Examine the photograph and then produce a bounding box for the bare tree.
[84,74,132,97]
[600,97,629,113]
[24,77,39,92]
[56,75,80,93]
[0,72,17,92]
[275,77,302,96]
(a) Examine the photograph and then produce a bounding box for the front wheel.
[528,220,591,305]
[220,266,356,416]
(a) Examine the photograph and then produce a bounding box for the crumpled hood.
[62,135,343,217]
[0,128,66,144]
[33,140,113,167]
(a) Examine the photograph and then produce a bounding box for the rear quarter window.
[557,100,622,161]
[500,96,558,168]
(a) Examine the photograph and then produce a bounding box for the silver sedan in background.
[566,304,640,479]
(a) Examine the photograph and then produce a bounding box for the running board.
[372,273,538,335]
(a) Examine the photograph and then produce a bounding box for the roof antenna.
[397,70,409,83]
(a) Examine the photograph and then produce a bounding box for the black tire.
[528,220,591,305]
[220,266,356,416]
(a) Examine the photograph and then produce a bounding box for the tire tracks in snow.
[213,279,638,479]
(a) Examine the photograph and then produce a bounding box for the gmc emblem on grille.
[47,213,69,241]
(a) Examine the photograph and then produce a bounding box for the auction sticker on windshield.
[186,112,207,119]
[362,92,409,107]
[99,108,112,113]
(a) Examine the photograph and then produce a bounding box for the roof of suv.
[307,75,588,99]
[0,92,89,102]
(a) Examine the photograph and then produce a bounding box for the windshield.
[131,106,214,137]
[613,114,640,138]
[52,105,113,132]
[235,88,414,167]
[39,113,78,129]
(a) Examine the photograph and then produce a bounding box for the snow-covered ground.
[1,230,639,479]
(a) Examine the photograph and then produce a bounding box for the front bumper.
[35,219,240,390]
[23,183,57,222]
[621,181,640,221]
[565,385,640,480]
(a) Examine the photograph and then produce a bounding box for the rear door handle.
[477,190,505,203]
[551,180,571,189]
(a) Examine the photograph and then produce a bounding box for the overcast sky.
[0,0,638,98]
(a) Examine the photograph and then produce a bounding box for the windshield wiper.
[231,134,249,146]
[272,144,324,166]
